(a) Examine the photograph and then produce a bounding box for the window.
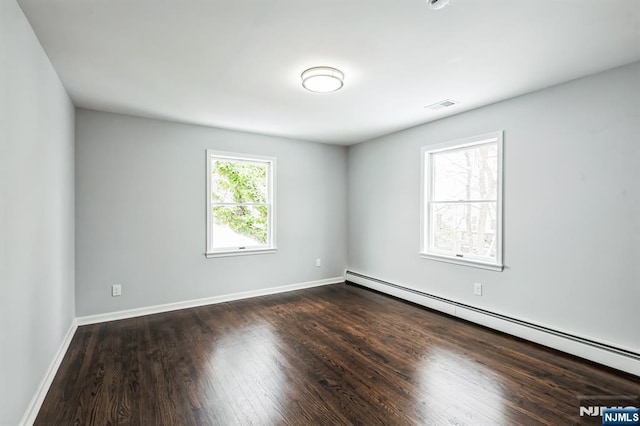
[206,150,276,257]
[421,132,503,271]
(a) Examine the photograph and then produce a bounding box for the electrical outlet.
[112,284,122,297]
[473,283,482,296]
[315,258,321,267]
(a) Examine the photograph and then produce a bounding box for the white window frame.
[206,150,277,258]
[420,131,504,271]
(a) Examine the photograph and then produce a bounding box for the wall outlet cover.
[473,283,482,296]
[112,284,122,297]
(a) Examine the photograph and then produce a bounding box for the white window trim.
[205,150,277,258]
[420,131,504,271]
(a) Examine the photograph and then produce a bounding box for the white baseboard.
[345,270,640,377]
[77,276,343,326]
[19,319,78,426]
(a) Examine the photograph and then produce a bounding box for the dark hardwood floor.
[36,283,639,425]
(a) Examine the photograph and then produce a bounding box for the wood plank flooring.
[36,283,639,425]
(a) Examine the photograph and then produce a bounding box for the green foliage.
[212,160,269,244]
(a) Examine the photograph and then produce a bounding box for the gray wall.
[75,109,347,316]
[348,62,640,352]
[0,1,75,423]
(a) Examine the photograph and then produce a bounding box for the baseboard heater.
[345,270,640,377]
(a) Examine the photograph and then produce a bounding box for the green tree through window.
[211,159,269,245]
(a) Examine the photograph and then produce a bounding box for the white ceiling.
[17,0,640,145]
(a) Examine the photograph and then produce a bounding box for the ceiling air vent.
[428,0,451,10]
[425,99,458,111]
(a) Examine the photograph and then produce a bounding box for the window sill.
[419,253,503,271]
[206,248,277,258]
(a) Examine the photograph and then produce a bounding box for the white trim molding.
[345,270,640,377]
[205,248,277,258]
[19,319,78,426]
[419,253,503,271]
[77,277,343,325]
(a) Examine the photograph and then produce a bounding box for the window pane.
[211,159,268,204]
[432,143,497,201]
[431,202,497,259]
[212,205,269,248]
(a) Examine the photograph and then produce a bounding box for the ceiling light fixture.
[301,66,344,93]
[428,0,451,10]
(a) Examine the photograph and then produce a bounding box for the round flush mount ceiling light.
[301,66,344,93]
[428,0,451,10]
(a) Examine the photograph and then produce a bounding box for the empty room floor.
[36,284,640,425]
